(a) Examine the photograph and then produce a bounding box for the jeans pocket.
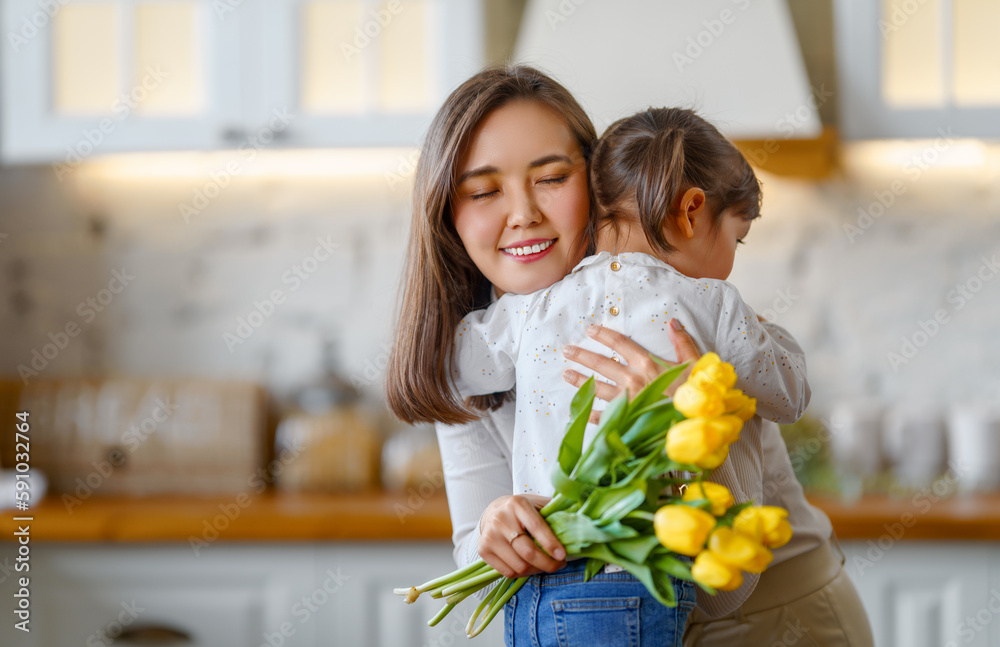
[550,597,641,647]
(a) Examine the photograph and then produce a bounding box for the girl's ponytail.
[635,127,686,255]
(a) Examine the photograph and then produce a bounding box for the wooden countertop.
[2,491,999,543]
[0,491,452,542]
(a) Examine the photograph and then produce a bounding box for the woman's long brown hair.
[385,65,597,425]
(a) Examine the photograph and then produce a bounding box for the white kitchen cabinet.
[834,0,1000,139]
[0,542,504,647]
[317,542,505,647]
[1,0,246,164]
[0,0,484,164]
[840,540,997,647]
[254,0,484,149]
[0,543,319,647]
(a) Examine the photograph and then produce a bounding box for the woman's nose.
[506,190,543,228]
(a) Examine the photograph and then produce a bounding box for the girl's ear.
[674,187,706,240]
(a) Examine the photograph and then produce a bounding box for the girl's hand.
[477,494,567,579]
[561,319,702,419]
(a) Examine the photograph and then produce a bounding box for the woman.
[385,65,872,646]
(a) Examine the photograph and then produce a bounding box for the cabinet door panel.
[254,0,485,148]
[834,0,1000,138]
[317,543,505,647]
[841,540,992,647]
[0,543,317,647]
[2,0,244,163]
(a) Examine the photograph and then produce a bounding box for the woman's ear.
[674,188,706,240]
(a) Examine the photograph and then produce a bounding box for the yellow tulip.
[673,380,727,418]
[733,506,794,549]
[690,352,722,377]
[723,389,757,422]
[707,527,773,574]
[666,418,726,468]
[653,505,716,556]
[691,550,743,591]
[682,481,734,516]
[692,358,737,390]
[709,415,744,445]
[699,442,730,470]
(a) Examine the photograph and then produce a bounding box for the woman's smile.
[501,237,557,261]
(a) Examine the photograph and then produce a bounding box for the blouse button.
[610,261,621,272]
[609,306,620,316]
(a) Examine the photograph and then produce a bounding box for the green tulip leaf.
[608,535,662,564]
[551,463,594,503]
[650,551,694,582]
[559,377,596,475]
[584,558,605,582]
[627,361,689,418]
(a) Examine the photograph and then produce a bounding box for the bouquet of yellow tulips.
[395,353,793,637]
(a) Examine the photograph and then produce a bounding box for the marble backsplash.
[0,145,998,421]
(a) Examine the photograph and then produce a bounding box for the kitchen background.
[0,1,999,646]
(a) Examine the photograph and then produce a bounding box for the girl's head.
[387,65,596,424]
[590,107,762,280]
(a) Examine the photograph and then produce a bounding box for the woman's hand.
[477,494,567,579]
[562,319,702,418]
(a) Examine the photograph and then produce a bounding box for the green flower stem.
[414,559,490,595]
[468,576,528,638]
[439,568,501,597]
[626,510,656,522]
[427,602,457,627]
[445,576,496,605]
[466,576,508,636]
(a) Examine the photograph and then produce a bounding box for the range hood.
[513,0,821,140]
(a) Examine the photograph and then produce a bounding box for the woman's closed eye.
[538,175,568,186]
[469,189,500,201]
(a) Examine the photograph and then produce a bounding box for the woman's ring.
[508,530,528,544]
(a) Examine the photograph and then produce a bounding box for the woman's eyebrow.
[456,165,498,185]
[529,154,573,168]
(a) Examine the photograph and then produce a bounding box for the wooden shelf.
[3,490,999,543]
[807,493,1000,541]
[733,126,840,179]
[0,491,452,543]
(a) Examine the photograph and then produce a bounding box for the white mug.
[828,399,884,478]
[883,402,946,488]
[947,403,1000,492]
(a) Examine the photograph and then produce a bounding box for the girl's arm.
[715,287,811,424]
[450,296,530,398]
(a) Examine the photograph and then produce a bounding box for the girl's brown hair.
[589,107,761,255]
[385,65,597,425]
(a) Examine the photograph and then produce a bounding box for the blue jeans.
[504,558,696,647]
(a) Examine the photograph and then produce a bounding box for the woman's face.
[451,100,590,296]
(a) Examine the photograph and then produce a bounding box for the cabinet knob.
[117,625,194,644]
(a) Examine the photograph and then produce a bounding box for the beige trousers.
[683,538,874,647]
